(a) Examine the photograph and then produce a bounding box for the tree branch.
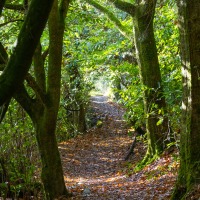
[25,73,46,105]
[33,43,46,92]
[4,3,25,11]
[59,0,71,23]
[14,85,40,122]
[0,98,10,123]
[85,0,131,39]
[0,19,24,27]
[124,135,136,160]
[47,0,70,109]
[42,47,49,61]
[0,0,54,106]
[108,0,135,16]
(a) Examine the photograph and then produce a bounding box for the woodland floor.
[59,96,179,200]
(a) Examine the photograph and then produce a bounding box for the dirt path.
[59,96,178,199]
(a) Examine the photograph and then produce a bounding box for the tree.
[85,0,170,164]
[0,0,54,106]
[16,0,71,198]
[171,1,200,199]
[11,0,72,198]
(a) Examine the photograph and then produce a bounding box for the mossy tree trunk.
[171,1,200,199]
[133,0,169,162]
[0,0,54,106]
[14,0,72,199]
[34,110,68,199]
[107,0,170,163]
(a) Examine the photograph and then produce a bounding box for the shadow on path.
[59,96,177,199]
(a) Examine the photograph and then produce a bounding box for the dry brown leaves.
[59,96,178,199]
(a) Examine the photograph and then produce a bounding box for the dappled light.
[0,0,189,198]
[59,96,178,199]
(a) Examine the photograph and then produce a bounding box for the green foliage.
[57,2,129,140]
[0,100,42,198]
[0,7,23,52]
[96,119,103,127]
[113,62,144,127]
[65,0,129,83]
[155,3,181,132]
[57,58,92,141]
[109,2,182,136]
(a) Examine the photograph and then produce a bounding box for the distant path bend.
[90,95,125,120]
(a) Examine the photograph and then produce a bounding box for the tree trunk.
[86,0,171,163]
[133,1,169,163]
[171,1,200,199]
[34,0,71,198]
[79,103,87,132]
[34,111,69,199]
[14,0,71,199]
[67,61,87,134]
[0,0,54,106]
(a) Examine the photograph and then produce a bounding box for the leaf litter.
[59,96,178,199]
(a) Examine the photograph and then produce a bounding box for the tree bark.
[133,0,169,162]
[34,112,69,199]
[0,0,54,106]
[33,43,46,93]
[79,103,87,132]
[66,61,87,134]
[35,0,71,198]
[171,1,200,199]
[15,0,72,199]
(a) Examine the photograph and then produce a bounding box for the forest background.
[0,0,198,199]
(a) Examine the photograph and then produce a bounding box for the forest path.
[59,96,177,199]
